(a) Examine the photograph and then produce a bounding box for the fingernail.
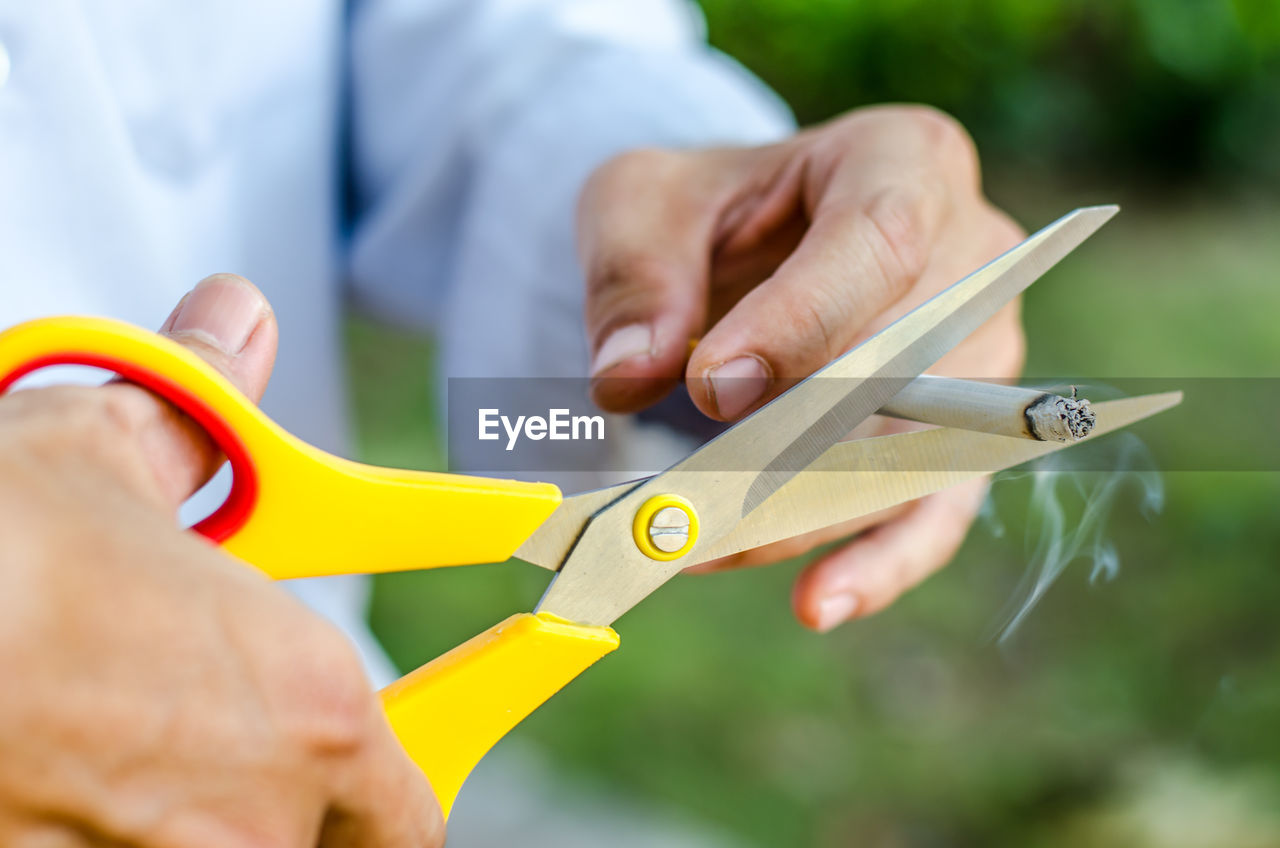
[170,276,266,354]
[816,593,859,632]
[591,324,652,376]
[707,355,769,418]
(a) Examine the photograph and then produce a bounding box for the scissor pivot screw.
[649,507,690,552]
[632,494,700,561]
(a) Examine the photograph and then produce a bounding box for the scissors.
[0,205,1180,818]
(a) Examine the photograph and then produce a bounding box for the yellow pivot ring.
[632,494,700,561]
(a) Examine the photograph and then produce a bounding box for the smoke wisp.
[985,432,1165,644]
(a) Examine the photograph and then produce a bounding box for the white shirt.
[0,0,791,680]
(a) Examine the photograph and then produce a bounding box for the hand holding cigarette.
[578,105,1027,630]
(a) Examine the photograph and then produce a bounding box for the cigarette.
[879,376,1096,442]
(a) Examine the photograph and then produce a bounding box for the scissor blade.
[514,481,637,570]
[689,392,1182,564]
[736,205,1118,517]
[538,206,1117,626]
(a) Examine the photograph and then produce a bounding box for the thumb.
[121,273,278,505]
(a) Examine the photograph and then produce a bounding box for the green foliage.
[697,0,1280,183]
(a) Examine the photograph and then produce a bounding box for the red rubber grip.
[0,353,259,542]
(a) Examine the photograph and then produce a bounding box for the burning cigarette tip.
[1026,393,1097,442]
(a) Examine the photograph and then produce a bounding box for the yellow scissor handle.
[382,613,619,818]
[0,316,563,578]
[0,316,618,818]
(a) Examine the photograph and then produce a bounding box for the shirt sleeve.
[347,0,792,325]
[346,0,794,488]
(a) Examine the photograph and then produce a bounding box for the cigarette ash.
[981,432,1163,645]
[1026,387,1097,442]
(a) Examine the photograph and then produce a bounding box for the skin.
[579,105,1027,632]
[0,276,442,848]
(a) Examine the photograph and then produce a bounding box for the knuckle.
[858,188,931,298]
[79,389,157,474]
[94,384,157,441]
[279,629,377,759]
[828,105,980,181]
[8,386,149,469]
[900,104,978,163]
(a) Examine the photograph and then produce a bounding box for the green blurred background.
[351,3,1280,846]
